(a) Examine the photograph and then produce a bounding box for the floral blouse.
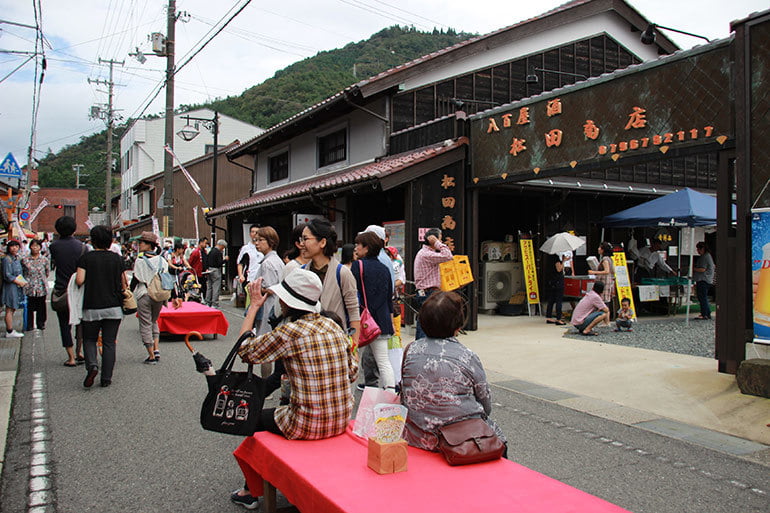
[400,337,506,451]
[22,254,50,297]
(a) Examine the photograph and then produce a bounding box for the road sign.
[19,210,30,221]
[0,153,22,178]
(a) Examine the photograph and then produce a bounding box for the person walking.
[22,239,49,331]
[351,231,395,390]
[49,216,86,365]
[131,232,168,364]
[693,241,715,320]
[75,226,127,388]
[237,225,264,293]
[2,240,26,338]
[205,239,227,308]
[413,228,453,340]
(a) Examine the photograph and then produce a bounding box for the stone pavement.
[1,308,769,478]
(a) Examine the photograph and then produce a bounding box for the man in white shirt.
[237,224,264,288]
[636,239,675,280]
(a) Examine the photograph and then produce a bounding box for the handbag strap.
[357,260,370,310]
[220,330,257,374]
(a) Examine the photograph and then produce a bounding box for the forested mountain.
[37,26,470,209]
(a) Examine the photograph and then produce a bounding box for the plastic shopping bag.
[352,386,399,439]
[388,335,404,384]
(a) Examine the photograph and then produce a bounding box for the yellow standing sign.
[612,252,637,319]
[519,239,540,305]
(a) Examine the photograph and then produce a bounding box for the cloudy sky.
[0,0,766,164]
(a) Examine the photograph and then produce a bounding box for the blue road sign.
[0,153,22,178]
[19,210,30,221]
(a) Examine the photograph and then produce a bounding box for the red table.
[234,423,631,513]
[157,301,229,336]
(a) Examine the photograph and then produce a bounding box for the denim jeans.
[696,280,712,319]
[414,288,437,341]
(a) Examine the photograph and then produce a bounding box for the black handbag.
[200,331,267,436]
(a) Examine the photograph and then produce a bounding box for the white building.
[119,108,262,221]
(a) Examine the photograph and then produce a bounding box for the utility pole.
[164,0,176,236]
[88,58,124,221]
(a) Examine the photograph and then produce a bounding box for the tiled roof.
[228,0,614,157]
[209,138,468,217]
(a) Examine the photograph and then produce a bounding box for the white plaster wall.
[401,12,663,92]
[254,99,386,191]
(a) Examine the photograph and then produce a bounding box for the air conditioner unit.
[480,261,523,310]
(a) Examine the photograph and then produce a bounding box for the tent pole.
[686,228,694,326]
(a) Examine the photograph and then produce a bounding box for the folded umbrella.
[539,232,586,255]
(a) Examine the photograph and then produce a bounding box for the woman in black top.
[75,226,127,388]
[350,231,395,390]
[545,254,566,325]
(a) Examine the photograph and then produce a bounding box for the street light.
[176,111,220,241]
[640,24,711,45]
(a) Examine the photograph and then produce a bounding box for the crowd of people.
[3,215,501,510]
[544,237,717,336]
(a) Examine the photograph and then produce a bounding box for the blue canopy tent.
[601,188,723,227]
[601,188,732,324]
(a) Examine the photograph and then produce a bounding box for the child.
[614,298,634,332]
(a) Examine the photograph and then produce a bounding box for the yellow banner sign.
[520,239,540,304]
[612,252,637,319]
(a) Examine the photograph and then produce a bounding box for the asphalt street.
[1,302,768,513]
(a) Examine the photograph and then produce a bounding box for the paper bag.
[353,387,399,439]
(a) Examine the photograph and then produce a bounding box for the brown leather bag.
[436,418,505,466]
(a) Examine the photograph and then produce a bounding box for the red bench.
[234,423,631,513]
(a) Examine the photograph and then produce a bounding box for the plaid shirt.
[238,313,358,440]
[413,241,453,291]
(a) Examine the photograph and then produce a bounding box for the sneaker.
[230,490,259,510]
[356,383,366,391]
[83,367,98,388]
[143,357,157,365]
[626,328,633,332]
[613,328,621,332]
[100,380,112,387]
[153,350,160,361]
[6,330,24,338]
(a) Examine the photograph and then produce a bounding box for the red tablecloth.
[157,301,229,336]
[233,423,630,513]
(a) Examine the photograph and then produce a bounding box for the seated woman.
[400,291,506,453]
[230,270,358,509]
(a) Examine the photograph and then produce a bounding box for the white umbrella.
[539,232,586,255]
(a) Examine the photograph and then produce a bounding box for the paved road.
[1,304,768,512]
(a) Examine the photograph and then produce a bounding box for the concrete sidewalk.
[0,338,20,478]
[458,314,770,462]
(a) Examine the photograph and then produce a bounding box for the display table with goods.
[233,422,630,513]
[157,301,229,337]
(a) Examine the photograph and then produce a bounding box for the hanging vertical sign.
[611,252,637,320]
[152,216,160,239]
[519,238,540,305]
[28,198,48,223]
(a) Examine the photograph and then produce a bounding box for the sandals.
[63,361,77,367]
[555,320,566,326]
[580,331,598,336]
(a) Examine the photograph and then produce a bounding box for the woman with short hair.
[75,225,127,387]
[400,291,505,452]
[2,240,26,338]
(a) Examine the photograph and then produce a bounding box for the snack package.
[373,403,407,443]
[353,387,399,439]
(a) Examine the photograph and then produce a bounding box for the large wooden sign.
[470,43,733,182]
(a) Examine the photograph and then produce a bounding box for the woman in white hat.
[230,270,358,509]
